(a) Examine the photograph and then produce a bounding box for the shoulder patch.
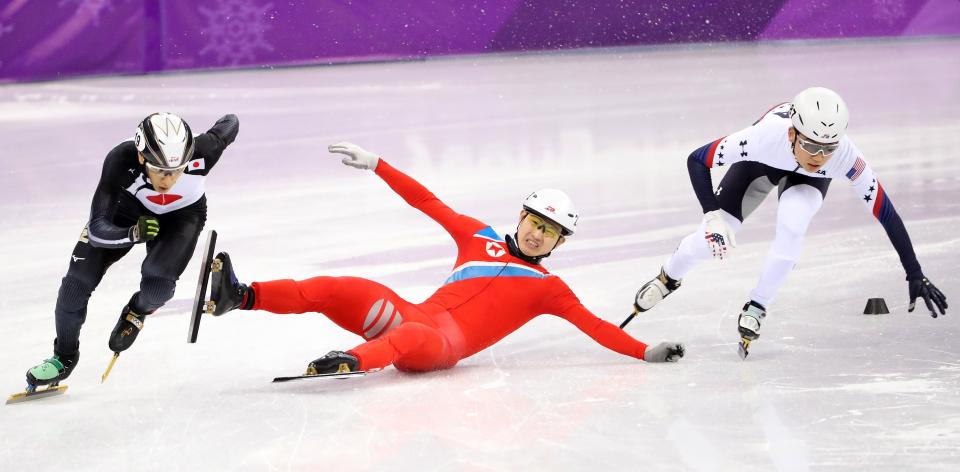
[185,158,206,173]
[473,226,504,242]
[845,156,866,181]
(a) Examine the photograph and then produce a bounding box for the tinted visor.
[145,161,188,177]
[797,135,839,156]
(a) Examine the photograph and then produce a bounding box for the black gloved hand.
[908,276,947,318]
[129,216,159,243]
[211,114,239,146]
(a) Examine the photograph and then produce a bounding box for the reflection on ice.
[1,38,958,470]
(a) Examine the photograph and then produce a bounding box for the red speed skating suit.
[250,160,649,371]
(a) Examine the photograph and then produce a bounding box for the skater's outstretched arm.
[546,279,683,363]
[843,147,947,317]
[556,301,684,363]
[328,142,484,238]
[192,114,239,171]
[558,302,647,359]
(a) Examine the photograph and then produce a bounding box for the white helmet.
[790,87,849,144]
[135,112,195,170]
[522,188,579,236]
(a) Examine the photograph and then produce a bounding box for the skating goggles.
[145,161,188,177]
[796,135,839,157]
[525,214,562,240]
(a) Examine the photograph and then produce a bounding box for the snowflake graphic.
[873,0,906,25]
[198,0,275,66]
[58,0,126,26]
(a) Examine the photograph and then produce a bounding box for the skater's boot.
[634,267,682,312]
[306,351,359,375]
[738,300,767,341]
[26,351,79,387]
[210,252,253,316]
[108,298,152,353]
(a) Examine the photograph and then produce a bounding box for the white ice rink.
[1,37,959,471]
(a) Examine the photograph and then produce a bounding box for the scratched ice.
[1,38,958,471]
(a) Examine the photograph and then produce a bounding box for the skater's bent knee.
[137,276,176,311]
[56,277,92,311]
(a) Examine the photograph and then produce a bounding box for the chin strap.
[505,233,549,265]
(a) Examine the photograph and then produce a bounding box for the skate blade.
[6,385,68,405]
[101,353,120,383]
[272,370,368,383]
[189,230,217,343]
[737,338,752,360]
[619,308,640,329]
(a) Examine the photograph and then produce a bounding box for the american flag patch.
[845,156,865,181]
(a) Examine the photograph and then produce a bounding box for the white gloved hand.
[328,142,380,171]
[643,342,685,363]
[703,210,736,260]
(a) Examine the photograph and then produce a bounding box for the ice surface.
[1,38,958,471]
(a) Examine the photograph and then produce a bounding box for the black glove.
[210,114,239,147]
[908,276,947,318]
[129,216,159,243]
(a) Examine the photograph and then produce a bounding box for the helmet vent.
[790,87,849,145]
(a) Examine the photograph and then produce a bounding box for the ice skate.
[209,251,251,316]
[737,300,766,359]
[25,352,79,388]
[306,351,359,375]
[8,353,79,404]
[108,303,149,353]
[634,267,682,312]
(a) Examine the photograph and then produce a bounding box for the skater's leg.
[54,236,131,355]
[349,322,458,372]
[663,161,775,280]
[53,276,94,356]
[29,232,129,386]
[134,205,205,312]
[748,182,826,306]
[663,212,742,279]
[251,276,419,339]
[109,205,205,352]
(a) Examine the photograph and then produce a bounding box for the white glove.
[328,142,380,171]
[643,342,685,362]
[703,210,736,260]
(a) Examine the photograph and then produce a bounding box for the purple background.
[2,0,959,83]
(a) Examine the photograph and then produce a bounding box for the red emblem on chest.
[146,194,183,206]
